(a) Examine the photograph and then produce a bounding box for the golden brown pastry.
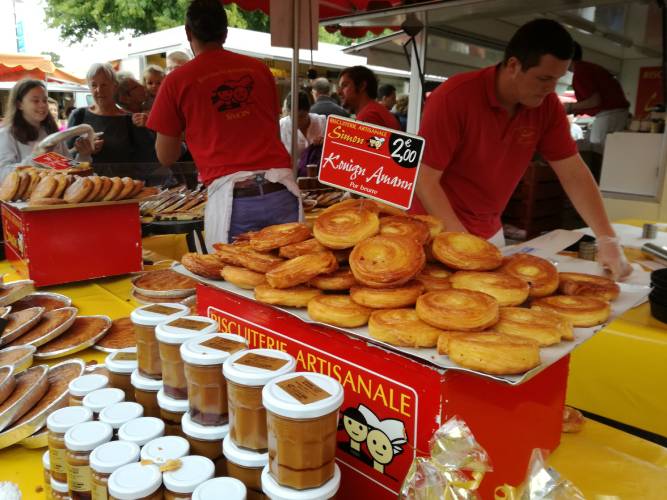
[415,264,452,292]
[321,198,380,215]
[14,172,30,201]
[431,232,502,271]
[221,266,266,289]
[499,253,558,297]
[531,295,610,327]
[307,295,371,328]
[95,177,113,201]
[129,180,145,199]
[24,170,41,199]
[29,175,57,201]
[235,248,284,273]
[249,222,312,252]
[368,308,442,347]
[63,177,93,204]
[181,253,225,279]
[278,238,327,259]
[0,171,21,201]
[266,251,338,289]
[413,215,444,242]
[416,289,498,331]
[350,281,423,309]
[212,242,253,266]
[313,207,380,249]
[495,307,572,345]
[27,197,63,207]
[447,333,541,375]
[309,268,357,291]
[82,175,103,202]
[103,177,124,201]
[349,234,425,288]
[117,177,135,200]
[558,272,620,302]
[254,284,322,308]
[449,271,529,307]
[379,216,430,245]
[436,330,477,355]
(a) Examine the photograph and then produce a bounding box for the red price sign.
[32,152,78,170]
[318,116,425,210]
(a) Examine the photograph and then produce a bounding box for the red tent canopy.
[0,53,85,85]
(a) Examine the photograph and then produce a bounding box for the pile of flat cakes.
[130,268,198,306]
[180,198,620,376]
[140,185,207,223]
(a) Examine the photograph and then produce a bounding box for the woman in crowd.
[279,91,326,169]
[0,79,92,179]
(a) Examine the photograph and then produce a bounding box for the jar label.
[91,478,107,500]
[201,336,246,354]
[113,351,137,361]
[143,304,181,315]
[50,447,67,474]
[234,353,289,371]
[168,318,210,331]
[67,463,92,492]
[277,376,331,404]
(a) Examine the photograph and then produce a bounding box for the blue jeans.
[228,188,299,242]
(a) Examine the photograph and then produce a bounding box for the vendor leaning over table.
[415,18,632,281]
[148,0,299,248]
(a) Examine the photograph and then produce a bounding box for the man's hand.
[132,113,149,128]
[597,236,632,281]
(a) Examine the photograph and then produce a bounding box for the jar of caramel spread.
[157,389,189,437]
[261,464,341,500]
[47,406,94,483]
[43,450,53,500]
[117,417,165,447]
[51,477,72,500]
[163,455,215,500]
[192,477,246,500]
[99,402,144,437]
[64,421,113,500]
[108,462,163,500]
[82,388,125,419]
[140,435,190,465]
[89,441,140,500]
[223,436,268,500]
[156,315,219,400]
[181,333,248,427]
[223,349,296,451]
[130,369,163,418]
[182,411,229,477]
[131,303,190,380]
[105,349,138,402]
[262,373,344,490]
[69,374,109,407]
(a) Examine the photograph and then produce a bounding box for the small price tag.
[277,375,331,405]
[168,318,210,331]
[201,336,246,354]
[234,353,289,371]
[143,304,181,316]
[32,152,79,170]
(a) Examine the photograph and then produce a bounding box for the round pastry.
[558,272,619,302]
[307,294,371,328]
[181,253,225,280]
[369,308,442,347]
[415,264,452,292]
[95,177,113,201]
[321,198,380,215]
[278,238,327,259]
[129,180,145,199]
[436,330,477,355]
[379,216,430,245]
[447,332,541,375]
[64,177,93,203]
[266,251,338,289]
[449,271,529,307]
[499,254,558,297]
[25,170,41,199]
[416,289,498,331]
[82,175,103,202]
[349,234,425,288]
[249,222,312,252]
[254,284,322,308]
[235,248,284,273]
[212,242,253,266]
[413,215,444,241]
[29,175,57,201]
[431,232,502,271]
[0,171,21,201]
[531,295,610,327]
[115,177,135,200]
[14,172,30,200]
[350,281,424,309]
[221,265,266,289]
[309,268,357,291]
[495,307,572,346]
[28,197,64,207]
[313,207,380,249]
[102,177,124,201]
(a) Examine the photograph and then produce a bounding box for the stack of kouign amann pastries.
[181,198,620,376]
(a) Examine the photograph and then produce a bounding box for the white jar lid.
[261,464,341,500]
[90,440,140,474]
[130,303,189,326]
[182,411,229,441]
[180,333,248,366]
[117,417,165,446]
[193,477,246,500]
[50,478,69,494]
[223,436,268,468]
[108,462,162,500]
[99,402,144,429]
[105,349,138,374]
[42,449,50,470]
[140,435,190,464]
[83,387,125,413]
[68,374,109,397]
[130,369,163,391]
[163,455,215,494]
[64,421,113,451]
[223,349,296,387]
[46,405,93,433]
[262,372,344,420]
[157,389,189,412]
[156,315,218,345]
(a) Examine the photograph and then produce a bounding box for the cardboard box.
[2,201,142,287]
[197,284,568,498]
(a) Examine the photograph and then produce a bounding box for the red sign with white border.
[319,116,424,210]
[32,152,79,170]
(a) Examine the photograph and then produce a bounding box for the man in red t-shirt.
[147,0,299,247]
[338,66,401,130]
[416,19,631,280]
[565,42,629,147]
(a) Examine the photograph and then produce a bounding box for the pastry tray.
[0,364,49,432]
[131,274,195,299]
[34,315,112,360]
[172,256,651,386]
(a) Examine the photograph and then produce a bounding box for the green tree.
[41,51,63,68]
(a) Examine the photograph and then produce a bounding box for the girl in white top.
[0,78,92,181]
[279,91,327,160]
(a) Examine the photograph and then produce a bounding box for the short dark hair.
[378,84,396,99]
[340,66,379,99]
[285,91,311,112]
[4,79,58,144]
[503,18,574,70]
[572,41,583,62]
[186,0,228,44]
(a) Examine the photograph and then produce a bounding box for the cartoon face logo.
[211,74,255,112]
[367,429,394,468]
[342,408,368,452]
[367,136,385,149]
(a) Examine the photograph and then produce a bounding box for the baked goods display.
[349,235,425,288]
[266,251,338,289]
[494,307,572,346]
[558,272,620,302]
[140,184,206,222]
[307,295,371,328]
[379,216,430,245]
[131,268,198,303]
[309,268,357,291]
[6,307,78,348]
[34,316,112,359]
[94,317,135,352]
[313,206,380,249]
[248,223,311,252]
[10,292,71,313]
[181,253,225,280]
[254,284,322,308]
[350,281,423,309]
[449,271,529,307]
[221,266,267,289]
[416,290,499,331]
[415,265,451,291]
[531,295,611,327]
[368,309,442,347]
[432,232,503,271]
[0,307,45,346]
[0,365,48,433]
[447,333,541,375]
[278,238,327,259]
[499,253,559,297]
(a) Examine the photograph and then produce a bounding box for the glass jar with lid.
[47,406,94,483]
[90,440,140,500]
[261,464,341,500]
[99,402,144,438]
[181,411,228,476]
[82,388,125,419]
[163,455,215,500]
[140,435,189,465]
[157,389,189,437]
[105,349,137,402]
[223,436,268,500]
[51,477,72,500]
[192,477,246,500]
[69,374,109,407]
[130,369,163,418]
[117,417,165,447]
[42,450,53,500]
[64,421,113,500]
[108,462,162,500]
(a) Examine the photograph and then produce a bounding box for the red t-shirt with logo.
[356,100,401,130]
[572,60,629,116]
[147,48,290,184]
[417,65,577,238]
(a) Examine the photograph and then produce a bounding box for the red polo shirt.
[572,60,629,116]
[356,100,401,130]
[418,65,577,238]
